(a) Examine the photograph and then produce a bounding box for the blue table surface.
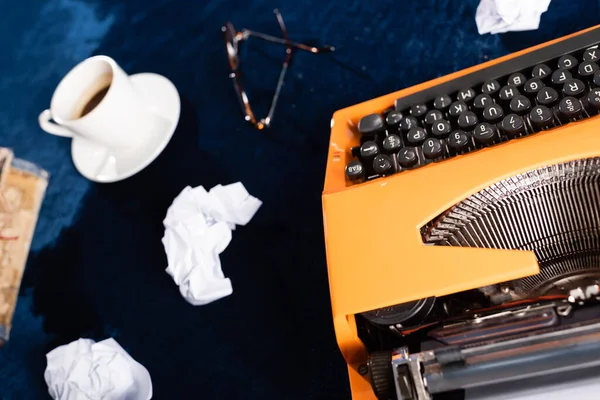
[0,0,598,398]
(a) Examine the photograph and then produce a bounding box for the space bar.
[394,26,600,110]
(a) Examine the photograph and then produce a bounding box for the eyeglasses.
[222,9,334,130]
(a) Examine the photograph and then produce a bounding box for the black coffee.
[72,73,112,119]
[78,86,109,118]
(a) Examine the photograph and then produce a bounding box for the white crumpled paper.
[162,182,262,306]
[476,0,551,35]
[44,338,152,400]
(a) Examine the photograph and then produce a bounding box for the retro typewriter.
[322,25,600,399]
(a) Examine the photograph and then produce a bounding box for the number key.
[500,114,525,136]
[448,130,470,151]
[473,122,497,145]
[422,138,444,159]
[529,105,554,130]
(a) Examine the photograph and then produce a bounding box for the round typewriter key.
[385,111,403,128]
[588,88,600,111]
[529,105,553,130]
[358,113,385,136]
[578,61,599,80]
[397,147,418,168]
[558,96,583,120]
[481,79,501,96]
[500,114,525,136]
[449,101,468,119]
[406,127,427,145]
[536,87,559,106]
[410,104,428,119]
[457,111,478,131]
[483,104,504,123]
[382,134,403,154]
[583,47,600,62]
[345,160,365,182]
[473,122,497,144]
[551,69,572,88]
[563,78,586,98]
[499,85,519,103]
[400,116,419,133]
[473,94,493,115]
[360,140,380,159]
[531,63,552,80]
[558,54,578,70]
[594,71,600,87]
[509,95,532,116]
[372,154,394,175]
[523,78,544,97]
[434,94,452,112]
[431,119,452,138]
[508,72,527,88]
[448,130,469,151]
[422,138,444,159]
[425,110,444,126]
[457,88,476,104]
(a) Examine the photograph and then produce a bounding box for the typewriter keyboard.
[345,33,600,184]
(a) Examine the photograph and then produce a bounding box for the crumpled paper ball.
[162,182,262,306]
[476,0,551,35]
[44,338,152,400]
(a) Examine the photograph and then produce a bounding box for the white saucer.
[71,73,181,183]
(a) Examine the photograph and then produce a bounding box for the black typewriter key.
[551,69,572,88]
[473,94,493,115]
[508,72,527,88]
[532,64,552,80]
[583,47,600,62]
[431,119,452,138]
[594,71,600,87]
[510,95,532,116]
[449,101,468,120]
[558,96,583,120]
[473,122,497,145]
[481,79,501,96]
[448,130,469,151]
[558,54,578,70]
[422,138,444,159]
[529,105,554,130]
[345,160,365,182]
[498,85,519,103]
[385,111,403,128]
[524,78,544,98]
[400,116,419,133]
[587,88,600,111]
[434,94,452,112]
[372,154,394,176]
[410,104,428,119]
[382,134,403,154]
[483,104,504,123]
[424,110,444,126]
[577,61,599,81]
[360,140,380,160]
[500,114,525,136]
[406,127,427,146]
[457,88,476,104]
[563,78,586,98]
[536,87,559,107]
[457,111,478,131]
[358,114,385,136]
[397,147,418,168]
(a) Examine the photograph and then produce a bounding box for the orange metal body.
[322,25,600,399]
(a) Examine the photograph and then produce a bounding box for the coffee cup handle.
[38,109,75,138]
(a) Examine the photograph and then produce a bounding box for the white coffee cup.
[39,55,162,148]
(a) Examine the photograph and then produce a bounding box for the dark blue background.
[0,0,597,398]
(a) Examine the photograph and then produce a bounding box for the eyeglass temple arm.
[241,30,335,53]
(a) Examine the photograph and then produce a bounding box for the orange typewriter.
[323,25,600,399]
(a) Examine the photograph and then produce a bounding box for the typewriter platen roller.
[323,25,600,400]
